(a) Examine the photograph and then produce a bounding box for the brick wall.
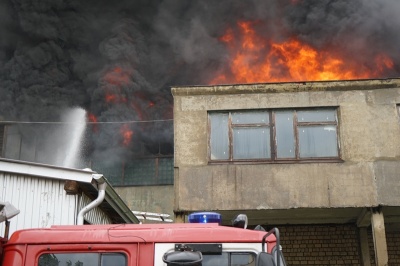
[368,230,400,265]
[276,224,400,265]
[278,225,360,265]
[387,232,400,265]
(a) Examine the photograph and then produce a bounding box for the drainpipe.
[77,174,107,225]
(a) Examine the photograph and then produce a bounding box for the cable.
[0,119,173,125]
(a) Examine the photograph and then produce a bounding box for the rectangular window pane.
[202,252,256,266]
[397,105,400,123]
[298,125,338,157]
[275,111,295,158]
[231,111,269,124]
[39,253,127,266]
[297,109,336,122]
[203,253,229,265]
[231,253,256,266]
[39,253,98,266]
[233,127,270,159]
[125,159,156,185]
[4,125,21,159]
[210,113,229,160]
[158,158,174,184]
[102,253,127,266]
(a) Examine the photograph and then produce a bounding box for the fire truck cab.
[1,212,287,266]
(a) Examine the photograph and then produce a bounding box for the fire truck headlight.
[188,212,222,224]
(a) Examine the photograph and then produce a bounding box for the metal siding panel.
[0,172,79,237]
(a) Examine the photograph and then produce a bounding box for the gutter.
[77,174,107,225]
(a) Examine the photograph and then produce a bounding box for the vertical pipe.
[77,182,107,225]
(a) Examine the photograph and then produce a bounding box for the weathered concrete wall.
[115,185,174,222]
[176,163,377,211]
[172,79,400,213]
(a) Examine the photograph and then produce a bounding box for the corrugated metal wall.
[78,194,112,225]
[0,172,78,237]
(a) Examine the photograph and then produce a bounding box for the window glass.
[209,108,338,162]
[231,111,269,124]
[297,109,336,122]
[38,253,126,266]
[203,252,229,265]
[275,111,295,158]
[101,253,127,266]
[231,252,256,266]
[210,113,229,160]
[298,126,338,157]
[38,253,98,266]
[202,252,256,266]
[233,127,270,159]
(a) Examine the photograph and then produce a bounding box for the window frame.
[397,104,400,123]
[208,107,341,163]
[38,252,127,266]
[202,251,257,266]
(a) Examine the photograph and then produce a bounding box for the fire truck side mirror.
[256,252,276,266]
[0,202,20,222]
[162,250,203,266]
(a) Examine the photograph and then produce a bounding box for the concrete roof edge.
[171,77,400,96]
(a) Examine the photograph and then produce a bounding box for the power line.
[0,119,173,125]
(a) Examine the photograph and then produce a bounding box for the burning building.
[0,0,400,263]
[0,1,399,170]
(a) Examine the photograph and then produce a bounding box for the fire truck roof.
[6,223,276,245]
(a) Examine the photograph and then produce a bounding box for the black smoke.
[0,0,399,166]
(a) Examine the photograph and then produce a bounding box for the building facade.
[172,78,400,265]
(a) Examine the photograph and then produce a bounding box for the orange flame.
[120,124,134,146]
[212,20,394,84]
[105,93,127,104]
[103,66,131,104]
[88,113,98,132]
[104,66,131,86]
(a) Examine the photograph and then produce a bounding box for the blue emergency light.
[188,212,222,224]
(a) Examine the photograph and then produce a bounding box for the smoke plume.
[0,0,399,166]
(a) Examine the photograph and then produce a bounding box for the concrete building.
[172,78,400,265]
[0,158,139,237]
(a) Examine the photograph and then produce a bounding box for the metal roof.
[0,158,140,224]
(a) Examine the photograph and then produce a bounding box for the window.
[397,104,400,123]
[209,108,339,162]
[202,252,256,266]
[38,252,126,266]
[92,156,174,186]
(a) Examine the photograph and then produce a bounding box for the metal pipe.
[262,227,281,266]
[77,181,107,225]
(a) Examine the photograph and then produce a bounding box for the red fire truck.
[1,212,287,266]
